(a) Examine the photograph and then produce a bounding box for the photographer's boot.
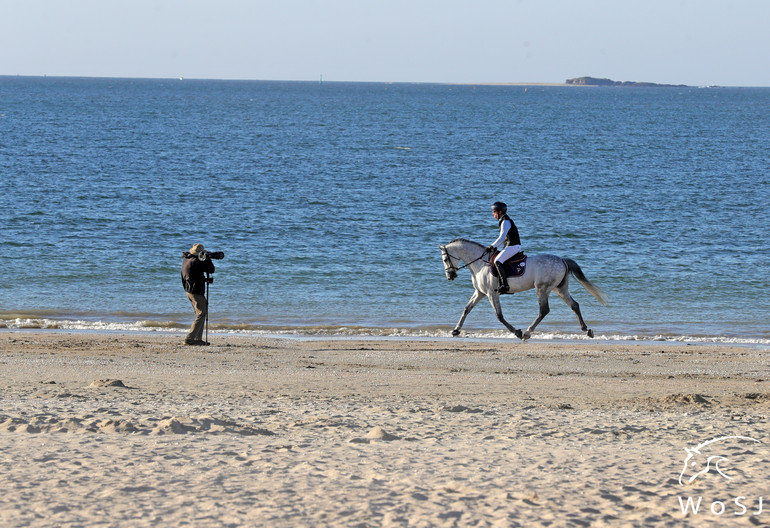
[495,262,509,293]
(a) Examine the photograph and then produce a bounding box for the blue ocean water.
[1,76,768,344]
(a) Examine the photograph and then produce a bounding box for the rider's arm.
[491,219,511,249]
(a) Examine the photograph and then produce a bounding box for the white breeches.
[496,245,522,264]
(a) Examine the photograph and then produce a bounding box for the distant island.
[566,76,689,88]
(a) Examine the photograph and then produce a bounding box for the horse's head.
[439,245,458,281]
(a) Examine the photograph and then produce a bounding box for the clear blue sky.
[3,0,768,86]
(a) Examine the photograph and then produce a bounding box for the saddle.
[490,250,527,278]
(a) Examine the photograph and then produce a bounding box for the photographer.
[181,243,216,345]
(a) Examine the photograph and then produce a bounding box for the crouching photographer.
[181,243,224,346]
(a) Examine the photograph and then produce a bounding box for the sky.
[2,0,768,86]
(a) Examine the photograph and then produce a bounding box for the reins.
[443,248,492,272]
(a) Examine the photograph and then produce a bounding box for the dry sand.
[1,332,769,527]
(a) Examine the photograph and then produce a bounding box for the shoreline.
[3,324,768,350]
[3,332,770,526]
[2,307,768,350]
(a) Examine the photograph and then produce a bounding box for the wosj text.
[678,496,765,517]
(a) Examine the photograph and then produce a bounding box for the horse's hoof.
[451,329,461,337]
[587,329,594,338]
[514,329,523,339]
[521,332,531,342]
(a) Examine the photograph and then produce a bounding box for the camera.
[199,251,225,261]
[182,250,225,261]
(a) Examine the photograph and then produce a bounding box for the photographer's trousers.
[185,293,208,343]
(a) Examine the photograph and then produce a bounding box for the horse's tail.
[563,258,609,306]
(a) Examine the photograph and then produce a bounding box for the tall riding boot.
[495,262,509,293]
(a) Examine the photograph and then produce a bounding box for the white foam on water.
[2,316,767,348]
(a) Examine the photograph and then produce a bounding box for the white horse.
[439,238,608,340]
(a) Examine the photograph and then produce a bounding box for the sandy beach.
[2,332,769,527]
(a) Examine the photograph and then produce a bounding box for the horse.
[439,238,608,340]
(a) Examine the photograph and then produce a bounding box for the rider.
[487,201,522,293]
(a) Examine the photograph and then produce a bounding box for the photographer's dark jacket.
[181,256,215,295]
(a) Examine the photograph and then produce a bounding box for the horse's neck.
[452,241,487,272]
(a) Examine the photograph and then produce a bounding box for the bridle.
[441,246,492,279]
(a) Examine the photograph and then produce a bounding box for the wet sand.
[2,332,769,527]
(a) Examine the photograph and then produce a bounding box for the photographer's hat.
[190,243,205,255]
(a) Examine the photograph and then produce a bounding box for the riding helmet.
[491,201,508,214]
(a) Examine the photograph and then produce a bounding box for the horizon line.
[0,73,765,88]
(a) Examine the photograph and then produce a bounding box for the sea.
[1,76,768,346]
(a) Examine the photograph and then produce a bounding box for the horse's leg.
[488,292,523,339]
[524,286,551,340]
[555,284,593,338]
[452,289,484,336]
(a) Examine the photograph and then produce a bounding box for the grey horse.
[439,238,608,340]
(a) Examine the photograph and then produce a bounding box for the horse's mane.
[448,238,485,249]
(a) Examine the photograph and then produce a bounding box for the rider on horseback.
[487,201,522,293]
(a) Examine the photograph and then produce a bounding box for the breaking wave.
[1,313,767,347]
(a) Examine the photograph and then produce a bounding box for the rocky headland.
[566,76,689,87]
